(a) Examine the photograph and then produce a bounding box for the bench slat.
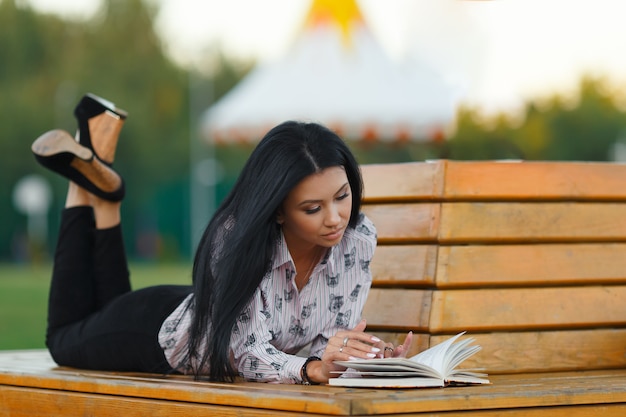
[440,202,626,243]
[361,161,626,202]
[371,245,437,286]
[361,288,431,331]
[436,243,626,287]
[2,386,300,417]
[429,286,626,332]
[0,354,351,415]
[362,204,439,243]
[371,243,626,288]
[355,370,626,415]
[362,287,626,333]
[438,329,626,374]
[361,161,444,202]
[8,385,626,417]
[365,202,626,243]
[444,160,626,201]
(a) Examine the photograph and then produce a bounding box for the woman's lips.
[322,228,344,241]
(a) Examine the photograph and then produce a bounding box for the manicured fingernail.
[371,336,381,342]
[366,353,377,358]
[348,356,359,361]
[371,347,381,353]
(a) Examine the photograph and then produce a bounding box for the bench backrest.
[360,160,626,374]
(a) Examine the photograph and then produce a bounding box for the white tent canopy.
[201,0,459,145]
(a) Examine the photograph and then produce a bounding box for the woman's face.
[278,166,352,254]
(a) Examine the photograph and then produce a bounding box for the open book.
[328,332,490,388]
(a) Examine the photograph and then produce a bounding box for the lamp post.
[189,69,217,257]
[12,174,52,261]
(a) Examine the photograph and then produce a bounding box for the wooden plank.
[6,386,626,417]
[362,203,440,243]
[0,352,350,416]
[436,243,626,288]
[439,202,626,243]
[444,160,626,201]
[416,404,626,417]
[361,160,626,202]
[361,288,431,331]
[2,351,626,416]
[0,386,305,417]
[371,245,437,287]
[429,286,626,332]
[431,329,626,374]
[4,375,626,417]
[350,370,626,415]
[361,161,444,202]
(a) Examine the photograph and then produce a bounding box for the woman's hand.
[381,331,413,358]
[317,319,379,382]
[335,322,413,360]
[306,320,414,383]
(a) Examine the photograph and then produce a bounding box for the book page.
[409,332,466,377]
[333,358,441,378]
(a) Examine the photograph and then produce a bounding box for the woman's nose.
[325,205,341,226]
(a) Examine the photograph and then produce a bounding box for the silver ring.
[384,347,394,353]
[342,337,349,347]
[339,347,343,353]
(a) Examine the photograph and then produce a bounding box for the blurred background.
[3,0,626,348]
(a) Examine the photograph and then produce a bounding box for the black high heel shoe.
[32,129,125,202]
[73,93,128,166]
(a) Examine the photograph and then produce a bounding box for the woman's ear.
[276,211,284,225]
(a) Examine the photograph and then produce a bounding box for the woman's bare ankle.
[89,194,121,229]
[65,182,91,208]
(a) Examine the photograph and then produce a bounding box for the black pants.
[46,207,192,373]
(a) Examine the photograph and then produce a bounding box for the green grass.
[0,262,192,350]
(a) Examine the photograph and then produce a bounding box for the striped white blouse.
[158,213,377,383]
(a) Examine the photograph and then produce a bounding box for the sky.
[25,0,626,115]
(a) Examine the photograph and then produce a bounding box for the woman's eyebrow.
[335,182,350,194]
[297,183,349,207]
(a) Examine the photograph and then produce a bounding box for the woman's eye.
[337,192,350,201]
[305,206,321,215]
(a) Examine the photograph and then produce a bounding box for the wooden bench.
[2,160,626,416]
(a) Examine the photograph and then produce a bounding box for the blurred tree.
[542,76,626,161]
[446,76,626,162]
[0,0,59,262]
[512,102,552,159]
[446,107,524,160]
[0,0,248,261]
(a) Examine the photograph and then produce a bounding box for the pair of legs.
[40,94,191,373]
[46,179,192,374]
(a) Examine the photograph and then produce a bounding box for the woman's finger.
[393,331,413,358]
[333,331,381,350]
[339,337,382,358]
[383,343,395,358]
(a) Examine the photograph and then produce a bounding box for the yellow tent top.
[304,0,364,46]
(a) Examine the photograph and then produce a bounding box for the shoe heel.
[70,157,125,200]
[32,129,93,161]
[74,93,127,165]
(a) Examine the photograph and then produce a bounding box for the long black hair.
[187,121,363,381]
